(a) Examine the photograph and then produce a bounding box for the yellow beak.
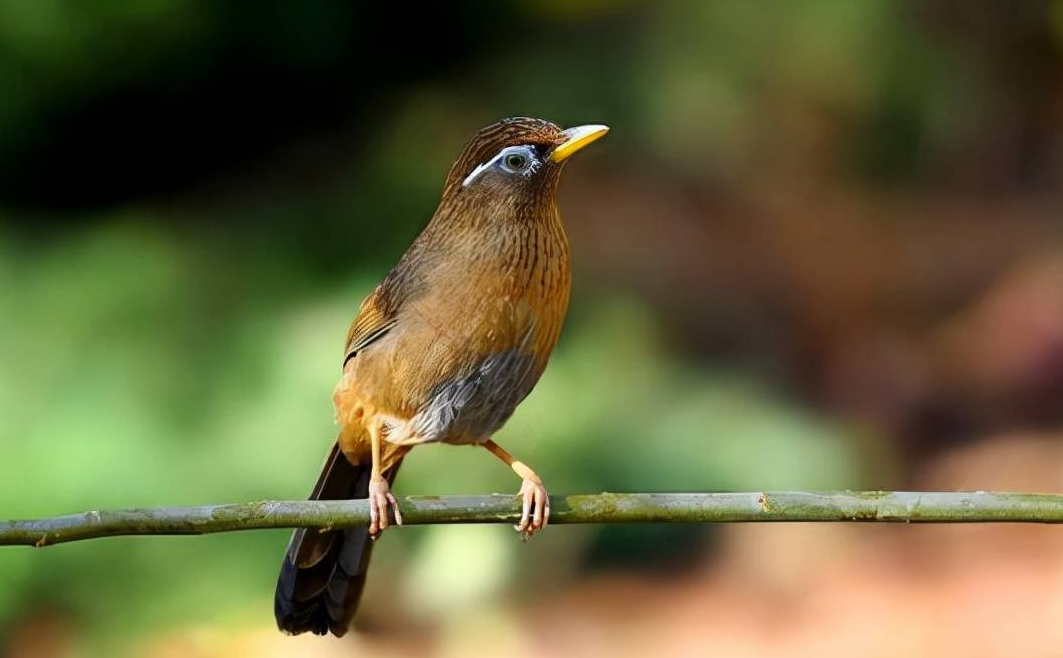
[549,124,610,163]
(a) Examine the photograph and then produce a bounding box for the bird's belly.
[388,347,541,446]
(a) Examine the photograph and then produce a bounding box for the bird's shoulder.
[342,254,430,364]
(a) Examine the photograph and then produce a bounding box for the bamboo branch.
[5,491,1063,547]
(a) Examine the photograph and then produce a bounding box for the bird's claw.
[368,476,402,539]
[514,478,549,540]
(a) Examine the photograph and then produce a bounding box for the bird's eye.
[503,152,529,171]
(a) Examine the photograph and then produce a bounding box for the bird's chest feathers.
[411,220,571,351]
[376,221,569,443]
[338,214,571,450]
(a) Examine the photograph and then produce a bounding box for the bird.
[273,117,608,637]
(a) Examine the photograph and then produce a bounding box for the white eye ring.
[462,145,538,187]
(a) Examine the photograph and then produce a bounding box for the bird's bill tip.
[549,124,609,163]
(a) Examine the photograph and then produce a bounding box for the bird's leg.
[483,439,549,539]
[367,419,402,538]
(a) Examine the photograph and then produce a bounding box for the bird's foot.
[368,475,402,538]
[515,478,549,540]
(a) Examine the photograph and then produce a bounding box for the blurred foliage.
[2,0,1063,655]
[0,222,859,652]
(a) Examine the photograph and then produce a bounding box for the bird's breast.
[337,214,571,450]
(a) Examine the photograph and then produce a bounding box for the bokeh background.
[3,1,1063,656]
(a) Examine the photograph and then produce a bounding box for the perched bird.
[274,117,608,636]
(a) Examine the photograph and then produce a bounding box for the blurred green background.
[3,1,1063,656]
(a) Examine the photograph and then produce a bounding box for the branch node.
[757,492,771,513]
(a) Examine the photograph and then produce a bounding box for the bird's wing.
[341,258,430,366]
[342,287,399,367]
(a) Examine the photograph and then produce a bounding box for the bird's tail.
[274,443,401,636]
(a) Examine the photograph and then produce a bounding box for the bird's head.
[440,117,608,206]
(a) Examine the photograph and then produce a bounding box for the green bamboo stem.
[4,491,1063,547]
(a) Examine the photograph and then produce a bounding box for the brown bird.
[274,117,608,636]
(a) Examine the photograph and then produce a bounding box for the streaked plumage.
[275,117,606,637]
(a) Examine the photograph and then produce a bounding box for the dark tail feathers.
[274,443,399,637]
